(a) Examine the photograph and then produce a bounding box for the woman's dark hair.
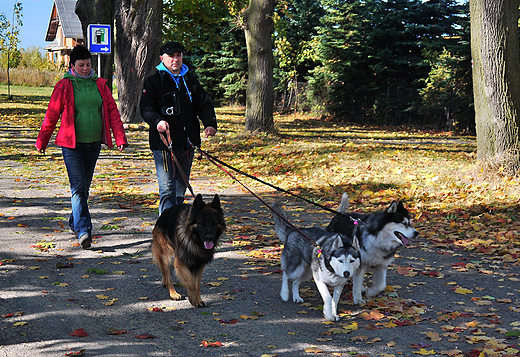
[69,45,91,66]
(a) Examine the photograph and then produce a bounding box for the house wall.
[46,26,83,68]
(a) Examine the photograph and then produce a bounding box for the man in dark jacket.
[140,41,217,214]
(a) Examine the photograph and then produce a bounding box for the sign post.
[87,24,111,77]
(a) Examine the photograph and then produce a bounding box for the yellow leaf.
[412,349,436,355]
[207,282,222,287]
[217,277,229,281]
[304,347,323,353]
[454,287,473,295]
[37,276,49,279]
[342,321,358,331]
[13,321,28,326]
[103,298,118,306]
[96,294,109,300]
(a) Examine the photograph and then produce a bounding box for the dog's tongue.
[396,232,410,246]
[204,241,214,250]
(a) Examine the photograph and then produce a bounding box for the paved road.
[0,127,519,357]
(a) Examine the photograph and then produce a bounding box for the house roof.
[45,0,83,42]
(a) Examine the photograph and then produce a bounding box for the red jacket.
[36,77,128,151]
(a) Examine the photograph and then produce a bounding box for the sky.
[1,0,55,50]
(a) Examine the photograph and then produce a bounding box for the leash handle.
[159,130,196,199]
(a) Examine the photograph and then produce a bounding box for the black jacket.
[140,69,217,151]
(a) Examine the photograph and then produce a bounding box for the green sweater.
[64,72,103,143]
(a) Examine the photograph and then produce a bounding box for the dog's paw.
[189,297,205,308]
[353,295,365,305]
[366,286,384,298]
[324,313,340,322]
[293,296,304,303]
[169,291,182,300]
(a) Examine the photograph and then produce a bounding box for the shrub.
[0,67,61,87]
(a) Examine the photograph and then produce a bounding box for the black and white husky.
[271,202,361,321]
[327,193,419,305]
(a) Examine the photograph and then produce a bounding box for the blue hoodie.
[156,62,192,102]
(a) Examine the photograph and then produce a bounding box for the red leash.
[159,130,196,199]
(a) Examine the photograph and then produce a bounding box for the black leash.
[197,148,362,226]
[197,146,324,255]
[159,130,196,199]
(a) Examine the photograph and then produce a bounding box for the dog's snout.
[343,271,351,278]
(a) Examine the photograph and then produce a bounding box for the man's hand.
[204,126,217,137]
[157,120,169,133]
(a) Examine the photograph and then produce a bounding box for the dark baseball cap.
[160,41,185,55]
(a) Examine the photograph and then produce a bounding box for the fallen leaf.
[363,310,385,321]
[69,329,88,337]
[107,329,128,335]
[135,333,155,339]
[200,340,223,347]
[454,287,473,295]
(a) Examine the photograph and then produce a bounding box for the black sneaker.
[79,233,92,249]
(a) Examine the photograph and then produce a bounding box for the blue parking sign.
[88,24,111,54]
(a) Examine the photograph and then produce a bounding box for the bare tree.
[114,0,162,123]
[241,0,275,132]
[470,0,520,175]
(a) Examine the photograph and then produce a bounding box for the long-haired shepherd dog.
[152,194,226,307]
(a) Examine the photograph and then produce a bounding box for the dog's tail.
[338,193,350,213]
[271,201,290,244]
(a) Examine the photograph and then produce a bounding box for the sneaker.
[79,232,92,249]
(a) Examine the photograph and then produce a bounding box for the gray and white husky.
[271,202,361,321]
[327,193,419,305]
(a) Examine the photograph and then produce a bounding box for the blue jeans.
[153,148,194,215]
[62,142,101,237]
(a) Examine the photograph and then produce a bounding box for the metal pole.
[98,54,101,77]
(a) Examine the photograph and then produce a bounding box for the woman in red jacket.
[36,45,128,249]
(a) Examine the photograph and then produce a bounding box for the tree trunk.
[241,0,275,132]
[75,0,116,89]
[471,0,520,175]
[114,0,162,123]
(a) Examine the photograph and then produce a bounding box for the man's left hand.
[204,126,217,137]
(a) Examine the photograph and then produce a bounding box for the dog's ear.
[193,194,205,211]
[351,235,360,251]
[332,235,343,250]
[386,201,398,214]
[210,194,221,209]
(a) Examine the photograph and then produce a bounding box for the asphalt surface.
[1,126,519,357]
